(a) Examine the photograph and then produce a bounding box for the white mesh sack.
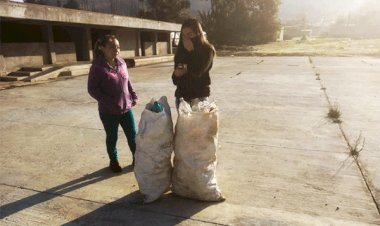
[134,96,174,203]
[172,98,224,201]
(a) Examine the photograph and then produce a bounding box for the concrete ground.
[0,56,379,225]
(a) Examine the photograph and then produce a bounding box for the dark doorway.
[53,25,92,61]
[1,21,44,43]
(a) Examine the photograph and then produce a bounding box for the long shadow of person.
[63,190,223,226]
[0,166,134,219]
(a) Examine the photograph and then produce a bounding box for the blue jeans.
[99,110,136,161]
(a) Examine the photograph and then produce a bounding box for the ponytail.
[93,34,116,59]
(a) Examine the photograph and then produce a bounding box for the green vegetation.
[217,38,380,57]
[139,0,191,22]
[199,0,280,45]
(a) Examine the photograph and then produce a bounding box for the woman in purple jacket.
[88,34,138,173]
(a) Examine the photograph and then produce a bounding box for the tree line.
[23,0,281,46]
[140,0,280,46]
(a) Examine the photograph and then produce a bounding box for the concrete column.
[43,24,56,64]
[0,17,5,75]
[82,27,92,61]
[153,31,158,55]
[0,53,5,76]
[135,30,141,57]
[168,32,173,54]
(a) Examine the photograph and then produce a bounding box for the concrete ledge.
[0,75,28,81]
[28,64,91,82]
[9,71,41,77]
[132,55,174,67]
[21,66,53,71]
[0,1,181,31]
[0,55,174,88]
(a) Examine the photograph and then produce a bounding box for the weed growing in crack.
[349,133,365,159]
[328,104,342,123]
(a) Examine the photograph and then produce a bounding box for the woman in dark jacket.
[88,34,138,173]
[172,18,216,109]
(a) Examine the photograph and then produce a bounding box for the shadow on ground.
[62,191,218,226]
[0,166,133,219]
[1,166,217,225]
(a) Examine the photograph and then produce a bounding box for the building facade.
[0,0,181,75]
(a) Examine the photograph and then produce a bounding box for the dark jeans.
[99,110,136,161]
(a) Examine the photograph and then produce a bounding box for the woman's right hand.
[174,68,187,77]
[183,39,194,52]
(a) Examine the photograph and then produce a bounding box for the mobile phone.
[177,63,184,69]
[177,63,187,69]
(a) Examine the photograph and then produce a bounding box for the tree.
[139,0,191,23]
[199,0,280,45]
[63,0,79,9]
[24,0,39,3]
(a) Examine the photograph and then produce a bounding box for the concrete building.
[0,0,181,77]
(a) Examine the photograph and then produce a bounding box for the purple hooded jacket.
[88,56,137,115]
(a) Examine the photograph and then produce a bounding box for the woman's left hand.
[132,99,138,106]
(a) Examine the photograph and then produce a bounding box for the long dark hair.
[93,34,116,59]
[176,18,215,56]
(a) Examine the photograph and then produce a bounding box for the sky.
[279,0,380,24]
[13,0,380,26]
[189,0,380,25]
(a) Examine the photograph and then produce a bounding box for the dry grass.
[217,38,380,57]
[327,104,342,123]
[349,133,365,159]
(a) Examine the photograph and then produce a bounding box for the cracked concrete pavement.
[1,56,379,225]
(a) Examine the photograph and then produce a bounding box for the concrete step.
[20,66,53,72]
[8,71,41,77]
[129,55,174,67]
[0,56,171,84]
[29,64,91,82]
[0,75,28,81]
[69,68,90,76]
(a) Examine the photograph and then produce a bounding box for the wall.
[143,42,154,56]
[0,55,5,76]
[2,43,48,72]
[156,42,168,55]
[55,42,77,63]
[116,28,136,58]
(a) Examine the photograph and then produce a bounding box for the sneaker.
[109,160,122,173]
